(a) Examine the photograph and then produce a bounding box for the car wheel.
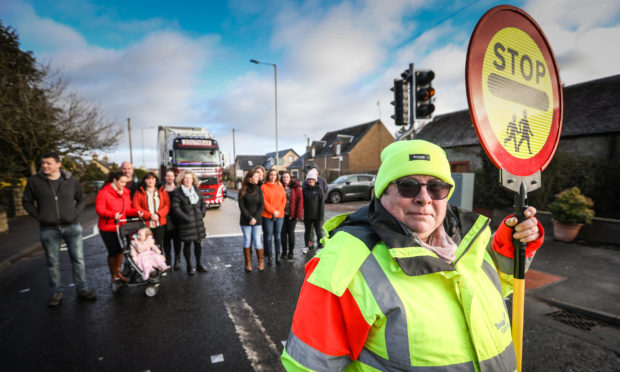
[329,191,342,204]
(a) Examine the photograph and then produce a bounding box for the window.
[288,155,294,162]
[310,147,315,158]
[450,161,470,172]
[248,160,253,166]
[335,143,341,156]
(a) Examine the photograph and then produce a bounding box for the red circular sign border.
[466,5,563,176]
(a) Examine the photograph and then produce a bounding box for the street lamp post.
[250,59,279,168]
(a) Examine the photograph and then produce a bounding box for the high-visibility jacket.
[282,199,543,371]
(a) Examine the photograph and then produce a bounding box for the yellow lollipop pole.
[511,182,528,372]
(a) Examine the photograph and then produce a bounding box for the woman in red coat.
[96,171,141,283]
[132,172,170,251]
[280,171,303,261]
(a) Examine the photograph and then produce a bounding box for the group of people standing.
[237,165,326,272]
[95,163,209,287]
[22,151,327,306]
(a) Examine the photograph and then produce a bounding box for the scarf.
[146,189,161,228]
[181,185,200,204]
[418,224,457,263]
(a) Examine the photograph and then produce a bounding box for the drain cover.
[545,310,599,331]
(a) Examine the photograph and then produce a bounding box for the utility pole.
[232,128,237,189]
[127,118,133,164]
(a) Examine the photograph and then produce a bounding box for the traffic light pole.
[409,63,415,127]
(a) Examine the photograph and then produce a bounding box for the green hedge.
[473,152,620,219]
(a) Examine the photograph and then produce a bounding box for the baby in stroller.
[130,227,170,281]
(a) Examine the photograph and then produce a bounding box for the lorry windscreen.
[175,149,221,165]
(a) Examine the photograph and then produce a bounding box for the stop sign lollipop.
[466,5,563,371]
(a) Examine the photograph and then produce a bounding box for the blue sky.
[2,0,620,168]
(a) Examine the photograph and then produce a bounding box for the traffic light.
[391,78,409,126]
[414,70,435,120]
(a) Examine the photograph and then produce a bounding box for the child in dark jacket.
[302,169,324,254]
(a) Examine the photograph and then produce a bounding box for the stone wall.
[9,187,28,217]
[0,206,7,233]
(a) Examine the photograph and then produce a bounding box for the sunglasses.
[393,178,453,200]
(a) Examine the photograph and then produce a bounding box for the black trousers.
[281,216,297,255]
[304,218,323,247]
[183,240,203,267]
[100,230,123,257]
[151,225,165,250]
[163,227,181,262]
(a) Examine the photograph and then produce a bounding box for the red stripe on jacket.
[290,257,371,360]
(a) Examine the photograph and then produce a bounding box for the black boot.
[184,243,195,275]
[187,264,196,275]
[173,238,182,270]
[267,250,273,266]
[195,242,208,272]
[163,243,172,265]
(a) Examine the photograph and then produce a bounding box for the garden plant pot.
[552,220,583,242]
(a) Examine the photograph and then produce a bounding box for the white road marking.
[83,225,99,241]
[19,288,31,293]
[207,232,243,238]
[210,354,224,363]
[225,299,281,371]
[207,227,304,239]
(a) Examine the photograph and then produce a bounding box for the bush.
[547,187,595,225]
[473,151,620,219]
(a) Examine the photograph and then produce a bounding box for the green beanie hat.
[374,140,455,199]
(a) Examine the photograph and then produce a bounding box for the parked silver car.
[326,174,376,203]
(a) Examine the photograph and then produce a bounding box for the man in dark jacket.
[22,153,96,307]
[121,161,140,198]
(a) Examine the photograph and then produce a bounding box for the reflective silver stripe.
[359,253,411,367]
[480,342,517,372]
[285,331,352,371]
[359,347,476,371]
[490,250,534,275]
[481,259,502,295]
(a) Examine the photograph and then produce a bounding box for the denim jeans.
[40,223,88,293]
[241,225,263,249]
[262,217,284,258]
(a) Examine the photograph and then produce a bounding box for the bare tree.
[0,21,122,176]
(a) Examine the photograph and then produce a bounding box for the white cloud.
[3,0,620,168]
[524,0,620,85]
[525,0,620,32]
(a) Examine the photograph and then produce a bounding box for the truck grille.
[200,177,218,186]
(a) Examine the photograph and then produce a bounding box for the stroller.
[114,218,165,297]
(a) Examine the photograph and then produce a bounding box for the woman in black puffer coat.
[171,170,207,275]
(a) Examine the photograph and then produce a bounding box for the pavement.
[1,202,619,328]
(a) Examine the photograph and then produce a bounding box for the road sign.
[466,5,563,177]
[466,6,564,372]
